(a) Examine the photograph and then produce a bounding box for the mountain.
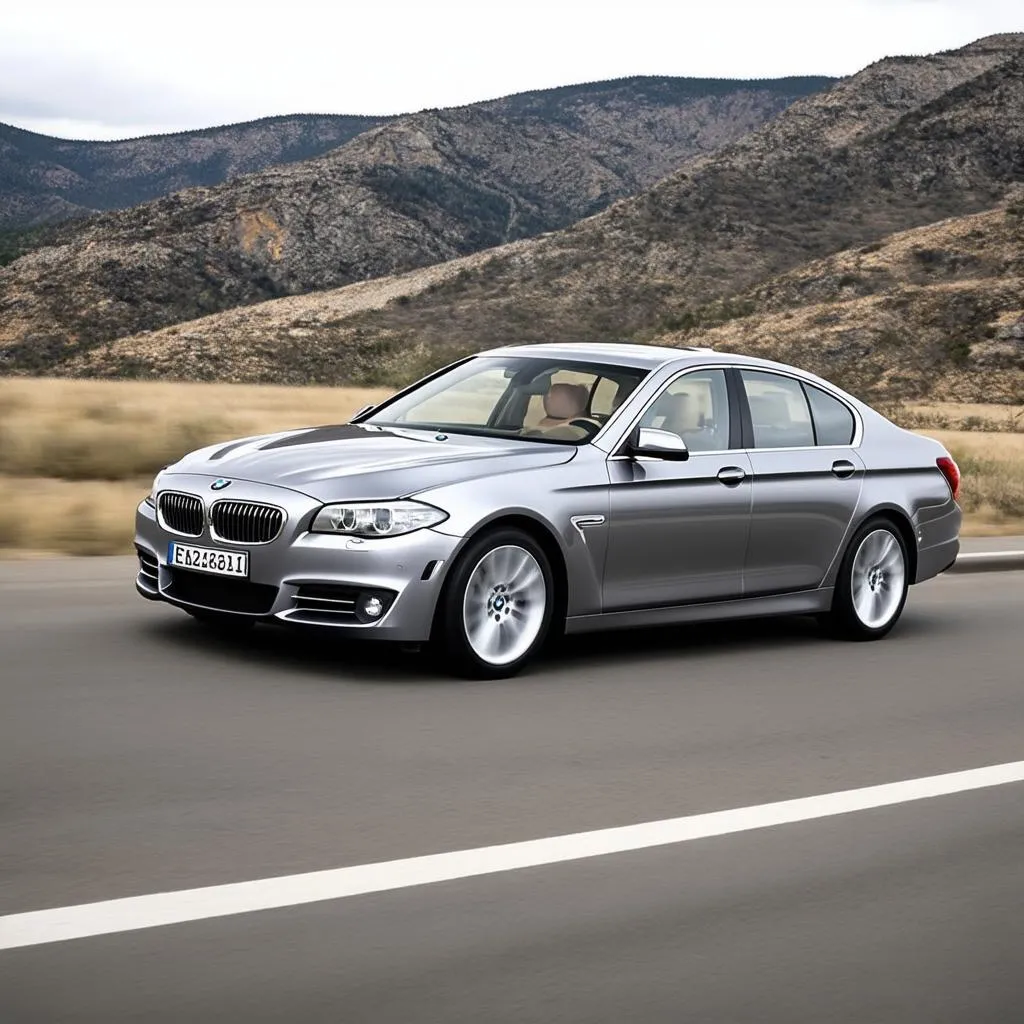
[0,114,393,230]
[42,33,1024,404]
[251,34,1019,362]
[657,200,1024,405]
[53,242,530,384]
[0,76,834,368]
[58,200,1024,406]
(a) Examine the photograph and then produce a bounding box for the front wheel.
[434,528,555,678]
[823,518,909,640]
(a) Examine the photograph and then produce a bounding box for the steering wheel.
[568,418,602,438]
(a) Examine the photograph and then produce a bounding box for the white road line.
[2,760,1022,951]
[956,551,1024,559]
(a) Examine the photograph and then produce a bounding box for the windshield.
[362,356,648,444]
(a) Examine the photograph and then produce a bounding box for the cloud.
[0,48,211,131]
[2,0,1021,140]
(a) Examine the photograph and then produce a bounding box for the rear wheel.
[823,518,909,640]
[434,528,554,678]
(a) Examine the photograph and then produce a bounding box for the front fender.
[416,450,610,617]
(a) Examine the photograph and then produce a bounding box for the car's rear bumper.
[914,501,962,583]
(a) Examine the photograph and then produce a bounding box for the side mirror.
[631,427,689,461]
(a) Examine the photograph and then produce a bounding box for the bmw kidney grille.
[211,501,284,544]
[158,492,204,537]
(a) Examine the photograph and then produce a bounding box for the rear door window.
[740,371,814,449]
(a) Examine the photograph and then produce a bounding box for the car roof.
[480,341,831,380]
[482,341,718,371]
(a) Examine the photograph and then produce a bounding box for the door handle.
[831,459,857,479]
[717,466,746,486]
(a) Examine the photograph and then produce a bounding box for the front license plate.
[167,542,249,578]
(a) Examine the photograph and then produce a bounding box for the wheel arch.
[849,506,919,584]
[430,513,570,642]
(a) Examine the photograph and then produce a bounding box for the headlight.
[145,466,171,507]
[310,500,448,537]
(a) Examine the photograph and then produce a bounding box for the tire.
[434,528,556,678]
[185,608,256,634]
[822,517,909,641]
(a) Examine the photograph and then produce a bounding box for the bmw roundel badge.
[211,479,231,491]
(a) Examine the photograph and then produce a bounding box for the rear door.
[736,369,864,595]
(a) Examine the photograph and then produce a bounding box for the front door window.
[637,368,731,452]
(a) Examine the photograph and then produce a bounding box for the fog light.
[358,594,384,620]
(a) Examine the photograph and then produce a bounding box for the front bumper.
[135,478,461,642]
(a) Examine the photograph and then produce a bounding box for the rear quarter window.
[805,385,856,445]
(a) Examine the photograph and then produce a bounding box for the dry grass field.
[1,379,1022,555]
[916,429,1024,536]
[901,402,1024,434]
[0,379,389,554]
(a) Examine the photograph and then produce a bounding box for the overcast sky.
[3,0,1021,140]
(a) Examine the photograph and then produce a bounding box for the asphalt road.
[1,556,1023,1021]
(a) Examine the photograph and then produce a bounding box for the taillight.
[937,456,961,501]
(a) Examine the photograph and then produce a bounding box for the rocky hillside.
[60,201,1024,406]
[46,33,1024,404]
[0,115,394,230]
[0,76,833,368]
[275,33,1020,357]
[57,243,531,385]
[659,200,1024,405]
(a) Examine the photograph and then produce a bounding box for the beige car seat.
[643,391,688,434]
[648,391,725,451]
[609,383,630,412]
[659,393,695,436]
[535,382,589,429]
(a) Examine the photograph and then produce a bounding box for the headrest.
[655,392,693,432]
[543,382,588,420]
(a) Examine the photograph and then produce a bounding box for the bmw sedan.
[136,343,962,677]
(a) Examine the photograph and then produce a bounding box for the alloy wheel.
[850,528,907,629]
[461,544,548,666]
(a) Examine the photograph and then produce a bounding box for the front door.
[602,368,752,611]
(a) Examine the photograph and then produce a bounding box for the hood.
[163,423,577,502]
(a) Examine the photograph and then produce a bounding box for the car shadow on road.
[138,604,937,685]
[554,605,943,672]
[145,615,431,683]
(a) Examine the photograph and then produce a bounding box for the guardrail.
[949,550,1024,574]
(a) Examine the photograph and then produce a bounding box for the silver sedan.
[136,343,962,677]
